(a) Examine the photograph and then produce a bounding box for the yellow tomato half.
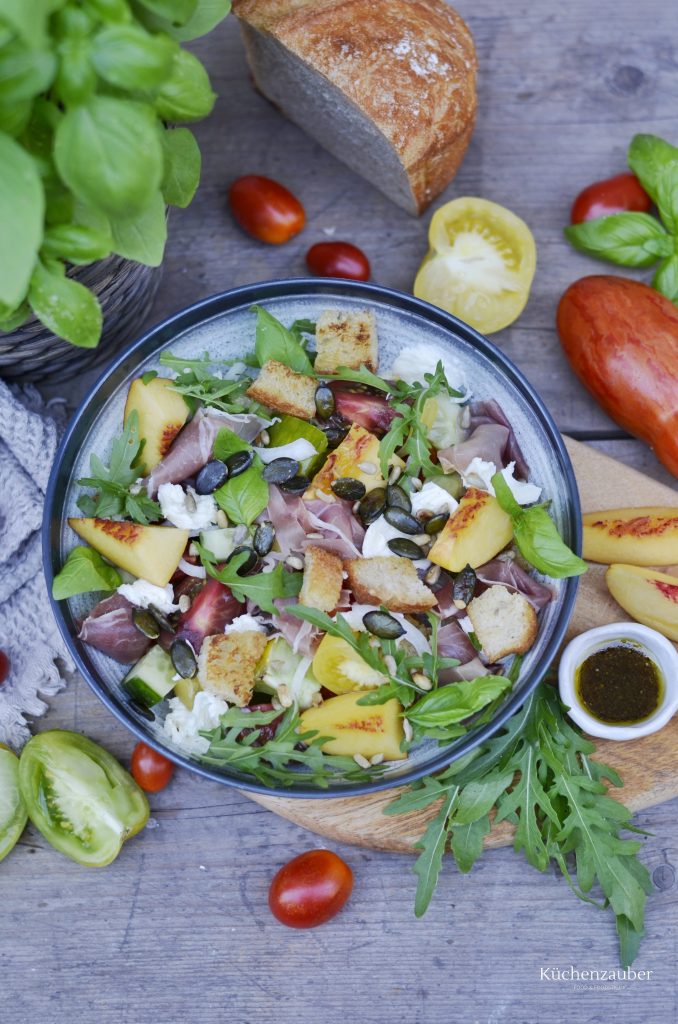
[312,634,386,695]
[414,197,537,334]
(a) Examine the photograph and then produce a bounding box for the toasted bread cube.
[299,545,344,612]
[197,630,268,706]
[305,423,383,499]
[345,556,436,613]
[246,359,317,419]
[315,309,379,374]
[466,585,538,664]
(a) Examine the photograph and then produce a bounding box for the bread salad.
[53,306,586,787]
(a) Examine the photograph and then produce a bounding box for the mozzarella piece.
[500,462,542,505]
[461,459,541,506]
[252,439,317,464]
[388,343,469,400]
[461,457,497,493]
[362,481,457,559]
[158,482,218,532]
[162,691,230,755]
[224,614,266,635]
[117,579,178,614]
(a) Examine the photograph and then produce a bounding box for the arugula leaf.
[412,790,458,916]
[159,350,254,413]
[627,132,678,204]
[326,364,393,394]
[563,212,669,268]
[289,318,316,347]
[252,305,313,373]
[52,546,122,600]
[214,456,268,526]
[492,472,587,579]
[198,546,301,614]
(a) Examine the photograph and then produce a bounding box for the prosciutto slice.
[468,400,530,479]
[439,422,510,475]
[146,408,270,498]
[273,597,320,656]
[79,594,150,664]
[475,558,553,610]
[266,488,364,559]
[437,620,478,664]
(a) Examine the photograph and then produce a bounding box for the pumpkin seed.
[129,699,155,721]
[253,521,275,556]
[331,477,367,501]
[227,545,259,575]
[262,457,299,484]
[132,608,160,639]
[386,484,411,512]
[453,563,477,608]
[314,384,335,419]
[363,610,405,640]
[383,507,421,535]
[358,486,387,525]
[148,605,175,633]
[387,537,423,560]
[280,474,311,494]
[424,512,450,535]
[225,449,254,478]
[171,638,197,679]
[195,459,228,495]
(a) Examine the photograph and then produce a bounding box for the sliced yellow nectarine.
[583,507,678,566]
[300,692,405,760]
[124,377,189,471]
[428,487,513,572]
[606,563,678,641]
[68,518,188,587]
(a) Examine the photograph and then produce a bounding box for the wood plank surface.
[5,4,678,1024]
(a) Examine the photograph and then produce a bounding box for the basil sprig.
[564,133,678,304]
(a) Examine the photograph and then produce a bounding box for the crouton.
[466,585,538,664]
[246,359,317,419]
[299,545,343,612]
[305,423,383,500]
[197,630,268,706]
[315,309,379,374]
[345,556,437,613]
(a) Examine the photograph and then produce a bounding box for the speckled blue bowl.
[43,279,581,797]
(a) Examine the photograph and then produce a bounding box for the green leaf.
[652,253,678,303]
[0,301,30,332]
[212,427,251,461]
[0,132,44,308]
[563,212,668,268]
[148,0,231,41]
[617,915,645,970]
[76,411,163,521]
[154,48,215,123]
[54,97,163,217]
[199,547,301,614]
[52,546,121,600]
[0,41,56,104]
[161,127,201,208]
[141,370,158,385]
[326,364,392,393]
[407,676,512,730]
[412,790,457,917]
[136,0,197,23]
[252,305,314,373]
[628,133,678,203]
[452,770,515,825]
[655,164,678,237]
[41,223,112,266]
[214,457,268,526]
[28,259,102,348]
[53,37,96,105]
[109,190,167,266]
[0,0,49,45]
[449,816,490,873]
[492,472,587,579]
[91,24,177,91]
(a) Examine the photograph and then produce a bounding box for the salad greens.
[198,546,302,614]
[386,682,651,967]
[52,546,122,600]
[211,429,270,525]
[252,304,314,372]
[159,350,254,412]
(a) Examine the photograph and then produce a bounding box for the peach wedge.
[606,563,678,642]
[68,518,189,587]
[584,507,678,566]
[124,376,189,471]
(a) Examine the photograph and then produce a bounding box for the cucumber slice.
[174,676,201,710]
[199,528,239,561]
[0,746,27,862]
[123,645,176,707]
[267,416,328,475]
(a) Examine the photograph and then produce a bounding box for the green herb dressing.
[575,641,663,724]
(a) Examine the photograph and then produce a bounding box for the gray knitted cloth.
[0,380,74,749]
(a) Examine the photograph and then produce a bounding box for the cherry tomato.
[268,849,353,928]
[306,241,370,281]
[228,175,305,244]
[0,650,10,686]
[570,172,651,224]
[131,741,174,793]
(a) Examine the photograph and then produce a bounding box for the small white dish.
[558,622,678,740]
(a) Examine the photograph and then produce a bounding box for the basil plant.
[0,0,231,349]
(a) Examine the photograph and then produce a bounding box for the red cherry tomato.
[131,741,174,793]
[306,241,370,281]
[570,172,651,224]
[268,849,353,928]
[0,649,10,686]
[228,175,305,244]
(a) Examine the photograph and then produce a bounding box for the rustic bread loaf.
[232,0,477,214]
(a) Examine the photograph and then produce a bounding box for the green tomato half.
[18,731,149,867]
[0,745,28,862]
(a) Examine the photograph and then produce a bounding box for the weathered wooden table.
[3,4,677,1022]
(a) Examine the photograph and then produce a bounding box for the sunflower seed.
[277,683,293,708]
[307,532,324,540]
[388,465,402,485]
[412,672,432,691]
[370,753,385,766]
[311,691,323,706]
[358,461,377,475]
[353,753,371,769]
[424,564,441,586]
[410,476,423,491]
[384,654,397,675]
[189,542,199,557]
[286,555,305,571]
[403,718,413,742]
[216,509,228,528]
[178,595,191,613]
[185,489,197,512]
[259,428,270,445]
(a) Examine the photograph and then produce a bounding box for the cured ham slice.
[79,594,151,664]
[475,558,553,610]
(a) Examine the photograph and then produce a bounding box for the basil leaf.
[628,133,678,203]
[136,0,197,22]
[0,133,44,309]
[407,677,512,731]
[54,37,96,105]
[214,456,268,526]
[0,301,29,333]
[154,49,215,123]
[563,212,668,268]
[252,305,314,373]
[0,0,47,44]
[0,40,56,104]
[652,253,678,303]
[29,259,102,348]
[492,472,587,579]
[655,164,678,237]
[160,127,200,208]
[54,97,163,217]
[140,0,231,42]
[109,190,167,266]
[91,24,176,91]
[41,223,112,266]
[213,427,252,461]
[52,546,121,600]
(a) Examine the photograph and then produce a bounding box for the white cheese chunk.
[117,579,178,614]
[362,481,457,560]
[252,439,316,464]
[162,691,229,755]
[461,459,541,506]
[224,614,266,635]
[388,343,469,400]
[158,482,218,532]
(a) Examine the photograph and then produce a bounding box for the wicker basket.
[0,256,162,383]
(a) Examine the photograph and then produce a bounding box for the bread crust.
[233,0,477,213]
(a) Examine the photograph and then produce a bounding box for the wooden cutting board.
[248,438,678,852]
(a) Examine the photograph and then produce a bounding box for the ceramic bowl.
[558,621,678,740]
[44,279,581,796]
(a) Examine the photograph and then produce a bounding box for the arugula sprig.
[159,350,255,412]
[326,361,464,479]
[199,705,376,788]
[76,410,162,525]
[386,682,652,967]
[198,546,302,614]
